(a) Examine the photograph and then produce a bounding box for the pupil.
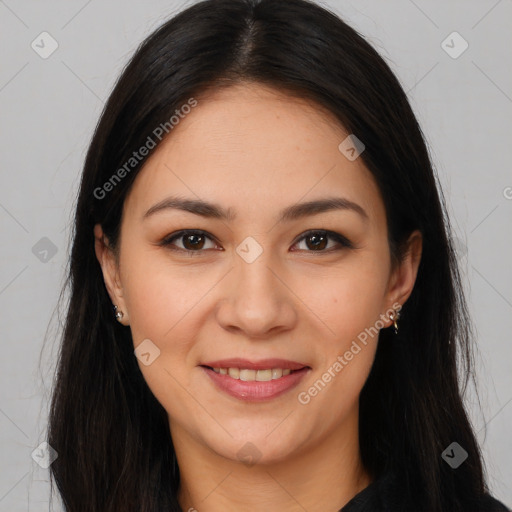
[185,233,204,250]
[308,233,327,250]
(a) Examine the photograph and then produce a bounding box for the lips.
[200,358,311,401]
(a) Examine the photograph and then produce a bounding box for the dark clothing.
[339,473,510,512]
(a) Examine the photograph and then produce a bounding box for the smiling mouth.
[200,362,311,401]
[199,357,311,401]
[201,366,306,381]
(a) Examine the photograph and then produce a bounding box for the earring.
[113,305,124,321]
[389,309,400,334]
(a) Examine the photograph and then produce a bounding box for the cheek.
[119,248,230,397]
[301,260,390,346]
[296,275,384,425]
[120,254,209,421]
[293,256,389,401]
[121,246,207,341]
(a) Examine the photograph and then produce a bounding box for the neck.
[173,412,371,512]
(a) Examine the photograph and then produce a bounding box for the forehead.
[123,83,385,225]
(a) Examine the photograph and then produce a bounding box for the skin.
[94,83,422,512]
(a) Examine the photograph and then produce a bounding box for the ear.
[383,230,423,325]
[94,224,129,325]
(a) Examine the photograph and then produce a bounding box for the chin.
[208,430,305,467]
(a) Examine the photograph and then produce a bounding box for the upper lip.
[201,358,309,371]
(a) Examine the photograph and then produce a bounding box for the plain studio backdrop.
[0,1,510,510]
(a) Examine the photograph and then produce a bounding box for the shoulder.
[479,493,510,512]
[340,474,511,512]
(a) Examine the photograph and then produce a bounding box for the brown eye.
[292,230,353,252]
[304,232,328,250]
[182,232,206,250]
[161,230,218,253]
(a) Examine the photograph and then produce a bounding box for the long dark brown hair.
[48,0,492,510]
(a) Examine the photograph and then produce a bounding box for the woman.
[48,0,510,511]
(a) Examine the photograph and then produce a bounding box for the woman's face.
[95,83,421,466]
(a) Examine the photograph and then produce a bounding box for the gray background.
[0,0,510,509]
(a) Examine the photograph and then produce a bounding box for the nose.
[215,252,298,339]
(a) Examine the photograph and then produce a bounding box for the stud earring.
[389,309,400,334]
[113,305,124,321]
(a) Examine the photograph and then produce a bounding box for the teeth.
[212,367,297,381]
[240,369,256,381]
[272,368,283,379]
[228,367,240,379]
[256,369,272,381]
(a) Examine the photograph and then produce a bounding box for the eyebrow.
[143,195,368,223]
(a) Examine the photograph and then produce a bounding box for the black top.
[339,473,510,512]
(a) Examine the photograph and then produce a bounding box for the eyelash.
[160,229,353,255]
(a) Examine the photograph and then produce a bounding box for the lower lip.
[201,366,310,402]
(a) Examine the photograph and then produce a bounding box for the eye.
[291,230,353,252]
[160,230,220,254]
